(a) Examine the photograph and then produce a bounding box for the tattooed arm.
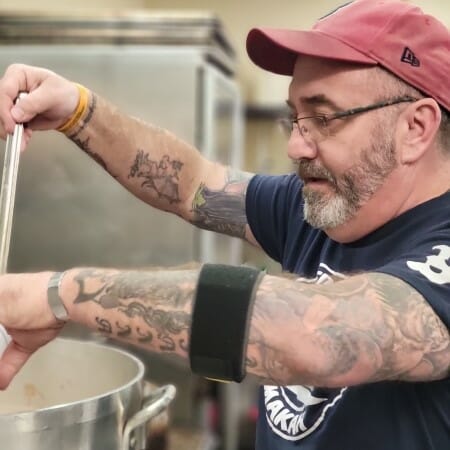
[4,267,448,391]
[67,94,259,243]
[0,64,259,244]
[247,272,449,386]
[67,269,450,386]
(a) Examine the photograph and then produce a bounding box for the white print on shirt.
[264,385,347,441]
[294,263,347,285]
[407,245,450,285]
[264,263,347,441]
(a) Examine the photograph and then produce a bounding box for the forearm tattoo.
[247,272,450,386]
[190,168,252,238]
[67,94,109,172]
[128,151,183,204]
[72,268,196,356]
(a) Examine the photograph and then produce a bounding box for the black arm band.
[189,264,264,383]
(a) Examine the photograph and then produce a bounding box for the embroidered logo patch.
[407,245,450,285]
[401,47,420,67]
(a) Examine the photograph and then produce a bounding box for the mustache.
[296,160,335,184]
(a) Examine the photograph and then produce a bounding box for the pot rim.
[0,338,146,429]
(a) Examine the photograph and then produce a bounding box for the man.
[0,0,449,449]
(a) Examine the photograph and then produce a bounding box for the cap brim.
[246,28,377,75]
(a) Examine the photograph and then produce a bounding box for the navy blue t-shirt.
[246,173,450,450]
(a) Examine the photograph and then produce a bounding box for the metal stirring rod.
[0,93,27,273]
[0,92,27,351]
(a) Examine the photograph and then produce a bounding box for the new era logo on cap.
[401,47,420,67]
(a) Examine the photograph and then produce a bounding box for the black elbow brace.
[189,264,264,383]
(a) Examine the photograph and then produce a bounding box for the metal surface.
[0,13,243,449]
[0,93,25,274]
[0,47,241,274]
[0,338,175,450]
[0,11,235,75]
[0,92,26,354]
[122,384,176,450]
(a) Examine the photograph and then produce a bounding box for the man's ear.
[397,98,441,164]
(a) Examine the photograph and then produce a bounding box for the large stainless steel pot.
[0,338,176,450]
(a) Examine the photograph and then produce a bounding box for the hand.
[0,64,80,149]
[0,272,63,389]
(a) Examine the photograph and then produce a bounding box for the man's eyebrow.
[287,95,343,112]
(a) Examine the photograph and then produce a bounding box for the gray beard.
[303,189,353,229]
[301,132,397,230]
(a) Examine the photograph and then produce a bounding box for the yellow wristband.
[57,83,90,133]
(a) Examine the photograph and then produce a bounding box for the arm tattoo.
[128,151,183,204]
[95,317,112,334]
[190,167,253,238]
[67,94,109,172]
[247,272,450,386]
[72,268,195,356]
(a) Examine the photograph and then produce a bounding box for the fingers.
[21,128,33,152]
[0,341,33,389]
[0,63,79,138]
[0,64,33,135]
[0,327,61,390]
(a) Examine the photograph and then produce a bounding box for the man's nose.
[287,131,318,161]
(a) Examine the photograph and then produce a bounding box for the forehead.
[288,56,377,105]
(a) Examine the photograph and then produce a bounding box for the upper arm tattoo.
[247,272,450,386]
[190,167,253,239]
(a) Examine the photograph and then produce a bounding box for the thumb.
[10,104,27,123]
[10,90,43,124]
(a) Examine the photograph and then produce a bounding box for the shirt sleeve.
[375,242,450,329]
[245,173,304,263]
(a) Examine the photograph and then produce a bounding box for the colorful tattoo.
[191,168,252,238]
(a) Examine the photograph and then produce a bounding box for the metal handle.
[0,92,27,354]
[122,384,176,450]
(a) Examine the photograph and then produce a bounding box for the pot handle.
[122,384,177,450]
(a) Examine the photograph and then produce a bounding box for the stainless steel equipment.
[0,11,242,272]
[0,93,26,274]
[0,11,244,450]
[0,93,27,352]
[0,338,176,450]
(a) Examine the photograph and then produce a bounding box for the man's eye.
[314,116,329,127]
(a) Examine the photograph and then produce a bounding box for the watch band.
[47,271,69,322]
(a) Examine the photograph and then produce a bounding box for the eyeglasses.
[279,96,417,142]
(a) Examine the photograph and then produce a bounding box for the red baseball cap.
[246,0,450,111]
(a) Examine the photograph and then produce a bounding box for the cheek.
[317,146,357,181]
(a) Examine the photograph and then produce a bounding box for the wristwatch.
[47,271,69,322]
